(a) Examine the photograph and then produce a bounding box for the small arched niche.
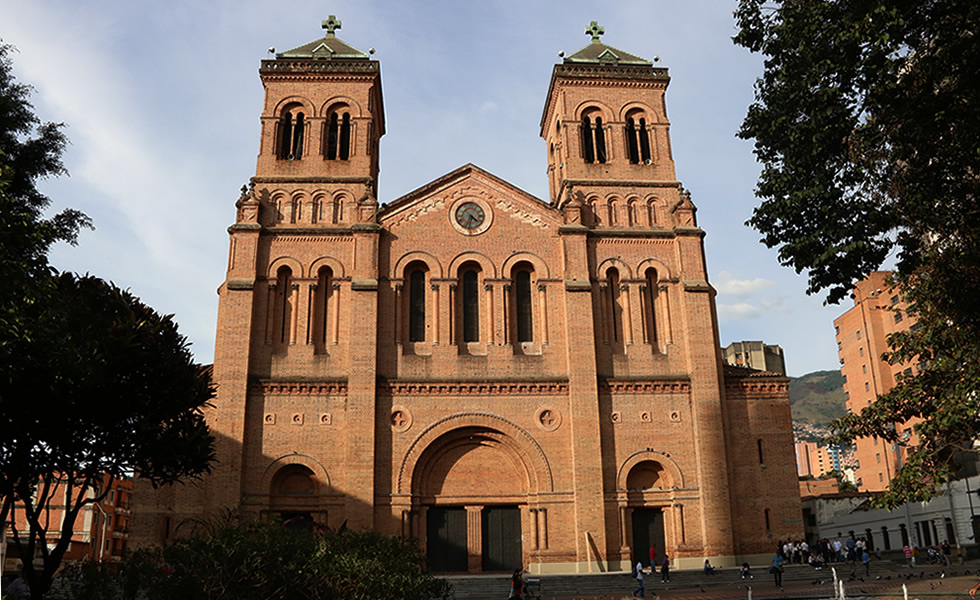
[626,460,672,491]
[271,464,316,497]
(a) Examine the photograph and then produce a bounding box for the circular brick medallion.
[535,406,561,431]
[391,406,413,433]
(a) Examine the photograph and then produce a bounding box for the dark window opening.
[275,267,292,344]
[339,113,351,160]
[764,508,771,532]
[277,111,305,160]
[757,439,764,464]
[626,118,640,164]
[594,117,607,163]
[639,118,651,162]
[645,268,658,344]
[409,270,426,342]
[462,270,480,342]
[608,269,622,343]
[326,111,352,160]
[326,113,339,159]
[515,270,533,342]
[626,116,651,164]
[581,116,595,163]
[314,268,333,346]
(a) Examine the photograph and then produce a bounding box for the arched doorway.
[617,453,683,568]
[409,423,535,572]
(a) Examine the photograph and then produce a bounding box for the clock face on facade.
[455,202,485,230]
[450,199,492,235]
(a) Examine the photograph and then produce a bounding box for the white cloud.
[714,271,777,297]
[716,298,790,323]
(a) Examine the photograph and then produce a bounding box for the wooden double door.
[426,506,522,572]
[632,508,666,567]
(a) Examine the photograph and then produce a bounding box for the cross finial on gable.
[585,20,604,43]
[322,15,342,37]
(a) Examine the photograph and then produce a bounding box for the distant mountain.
[788,370,847,431]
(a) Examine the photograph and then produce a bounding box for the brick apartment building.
[834,271,918,492]
[133,19,802,573]
[3,476,132,575]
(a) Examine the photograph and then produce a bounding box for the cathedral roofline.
[275,15,371,60]
[379,163,552,218]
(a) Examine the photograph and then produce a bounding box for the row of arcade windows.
[601,267,664,351]
[406,263,535,345]
[268,264,537,350]
[269,264,666,353]
[580,113,653,165]
[276,107,353,161]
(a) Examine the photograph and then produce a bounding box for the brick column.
[467,505,483,573]
[345,221,381,529]
[675,226,734,557]
[559,222,608,571]
[209,221,262,514]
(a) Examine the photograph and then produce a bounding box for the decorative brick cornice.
[724,380,790,395]
[253,380,348,395]
[380,380,568,396]
[260,60,380,75]
[599,379,690,394]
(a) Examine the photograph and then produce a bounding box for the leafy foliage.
[0,44,214,599]
[734,1,980,506]
[47,515,453,600]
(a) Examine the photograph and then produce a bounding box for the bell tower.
[255,15,384,197]
[210,17,386,528]
[540,21,679,219]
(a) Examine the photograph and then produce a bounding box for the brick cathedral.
[134,18,802,573]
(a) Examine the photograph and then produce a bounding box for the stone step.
[440,560,974,600]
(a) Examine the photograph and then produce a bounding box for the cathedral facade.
[135,19,802,573]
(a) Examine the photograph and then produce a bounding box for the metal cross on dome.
[322,15,342,37]
[585,20,604,42]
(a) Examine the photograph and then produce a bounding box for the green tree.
[49,514,453,600]
[0,44,215,599]
[734,1,980,506]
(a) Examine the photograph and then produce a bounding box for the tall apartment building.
[133,18,803,573]
[794,440,841,478]
[834,271,917,492]
[722,341,786,375]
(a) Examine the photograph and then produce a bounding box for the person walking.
[661,555,671,583]
[862,549,871,576]
[633,561,645,597]
[771,551,784,590]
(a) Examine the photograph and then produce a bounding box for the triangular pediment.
[379,164,560,233]
[597,48,620,64]
[310,43,335,58]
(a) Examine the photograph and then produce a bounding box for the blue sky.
[3,1,850,376]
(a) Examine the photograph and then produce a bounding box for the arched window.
[277,108,305,160]
[313,267,333,348]
[461,267,480,342]
[274,266,293,344]
[607,268,622,343]
[580,111,607,164]
[514,268,534,343]
[625,114,652,164]
[325,107,352,160]
[644,268,658,345]
[408,267,427,342]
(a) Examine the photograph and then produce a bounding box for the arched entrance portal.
[405,419,547,573]
[617,452,684,568]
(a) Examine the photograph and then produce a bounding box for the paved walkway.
[530,571,977,600]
